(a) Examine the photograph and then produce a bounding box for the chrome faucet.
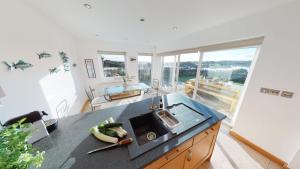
[149,79,162,111]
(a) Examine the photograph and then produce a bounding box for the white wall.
[157,0,300,164]
[0,0,86,122]
[75,38,157,90]
[290,149,300,169]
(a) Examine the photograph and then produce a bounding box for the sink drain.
[146,132,157,141]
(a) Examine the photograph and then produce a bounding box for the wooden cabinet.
[184,130,216,169]
[144,139,193,169]
[144,122,221,169]
[160,149,189,169]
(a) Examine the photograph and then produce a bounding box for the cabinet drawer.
[211,122,221,132]
[159,149,189,169]
[193,122,220,145]
[144,139,193,169]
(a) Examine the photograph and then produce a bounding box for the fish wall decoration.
[59,52,69,63]
[49,67,60,74]
[36,52,52,59]
[59,51,71,72]
[63,64,70,72]
[3,60,33,71]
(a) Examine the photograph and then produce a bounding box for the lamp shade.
[0,86,6,98]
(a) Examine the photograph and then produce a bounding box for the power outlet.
[281,91,294,98]
[260,88,280,96]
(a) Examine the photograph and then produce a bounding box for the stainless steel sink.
[123,96,212,160]
[156,109,181,129]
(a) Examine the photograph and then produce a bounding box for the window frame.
[98,51,127,80]
[161,55,177,89]
[157,37,264,125]
[137,53,153,85]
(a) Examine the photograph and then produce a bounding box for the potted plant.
[0,119,45,169]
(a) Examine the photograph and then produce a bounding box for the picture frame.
[84,59,96,78]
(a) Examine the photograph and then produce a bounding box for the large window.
[138,54,152,85]
[196,47,257,119]
[159,44,260,123]
[99,52,126,77]
[177,52,200,97]
[162,55,176,90]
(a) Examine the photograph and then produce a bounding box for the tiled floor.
[199,123,282,169]
[82,93,282,169]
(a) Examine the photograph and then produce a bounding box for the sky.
[180,53,200,62]
[101,54,125,62]
[101,54,152,62]
[203,47,257,61]
[164,47,257,62]
[138,55,152,62]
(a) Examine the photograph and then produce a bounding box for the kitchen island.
[34,93,226,169]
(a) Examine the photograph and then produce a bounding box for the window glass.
[100,53,126,77]
[162,56,175,88]
[138,55,152,85]
[196,47,257,119]
[177,52,199,97]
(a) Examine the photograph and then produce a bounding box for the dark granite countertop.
[34,93,226,169]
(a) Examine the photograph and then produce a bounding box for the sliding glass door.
[138,55,152,85]
[176,52,200,97]
[195,47,257,119]
[160,46,258,122]
[162,55,176,92]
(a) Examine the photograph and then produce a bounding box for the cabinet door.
[185,132,215,169]
[144,140,193,169]
[160,150,188,169]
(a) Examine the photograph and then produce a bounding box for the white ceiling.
[24,0,290,45]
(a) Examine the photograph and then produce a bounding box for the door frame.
[162,43,261,125]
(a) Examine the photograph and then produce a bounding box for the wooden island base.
[144,122,221,169]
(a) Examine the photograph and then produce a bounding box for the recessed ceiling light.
[172,26,178,31]
[140,18,145,22]
[84,3,92,9]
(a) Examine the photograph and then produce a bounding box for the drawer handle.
[165,149,179,160]
[205,131,209,135]
[186,149,192,161]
